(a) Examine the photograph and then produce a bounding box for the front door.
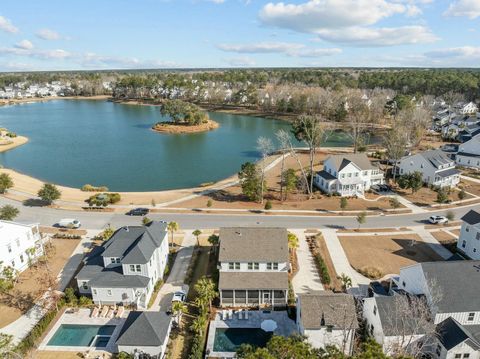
[263,291,271,305]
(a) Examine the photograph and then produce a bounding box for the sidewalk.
[149,230,196,311]
[320,229,370,287]
[290,230,324,294]
[391,194,427,214]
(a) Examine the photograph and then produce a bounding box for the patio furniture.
[228,310,233,320]
[107,307,115,318]
[100,306,109,318]
[90,307,99,318]
[261,319,278,332]
[221,309,227,320]
[244,310,249,320]
[237,309,243,319]
[116,305,125,318]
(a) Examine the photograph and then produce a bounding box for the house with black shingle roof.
[76,221,169,309]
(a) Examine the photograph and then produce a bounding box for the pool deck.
[38,308,128,353]
[206,309,297,358]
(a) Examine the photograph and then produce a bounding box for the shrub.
[358,266,383,279]
[314,253,331,285]
[38,183,61,204]
[151,198,156,207]
[264,200,272,210]
[81,184,109,192]
[458,189,467,200]
[6,132,17,138]
[206,199,213,208]
[446,210,455,222]
[142,216,152,225]
[64,287,78,305]
[78,296,93,307]
[0,173,14,194]
[436,188,450,204]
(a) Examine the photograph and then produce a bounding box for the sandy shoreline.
[152,119,219,134]
[0,136,29,153]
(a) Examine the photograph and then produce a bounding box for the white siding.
[457,222,480,260]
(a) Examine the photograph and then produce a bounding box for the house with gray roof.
[457,134,480,170]
[314,153,384,197]
[398,149,460,188]
[116,311,172,357]
[430,317,480,359]
[365,260,480,356]
[458,209,480,260]
[296,292,358,355]
[76,221,169,309]
[218,227,289,307]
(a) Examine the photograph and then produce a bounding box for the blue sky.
[0,0,479,71]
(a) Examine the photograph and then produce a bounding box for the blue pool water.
[47,324,116,347]
[213,328,272,352]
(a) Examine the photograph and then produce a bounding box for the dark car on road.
[126,208,150,216]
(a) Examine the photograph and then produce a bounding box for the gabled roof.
[374,295,429,336]
[219,227,289,262]
[102,221,167,264]
[116,311,172,347]
[417,149,452,169]
[298,292,358,330]
[219,271,288,290]
[326,153,376,172]
[418,261,480,313]
[461,210,480,225]
[436,317,480,351]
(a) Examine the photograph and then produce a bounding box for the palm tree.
[287,232,299,254]
[190,315,207,336]
[208,234,219,254]
[167,221,179,248]
[338,273,352,292]
[192,229,202,247]
[194,277,217,313]
[171,301,187,328]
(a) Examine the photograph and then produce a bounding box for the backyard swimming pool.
[213,327,272,352]
[47,324,116,347]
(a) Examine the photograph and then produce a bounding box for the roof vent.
[125,226,129,232]
[235,231,241,236]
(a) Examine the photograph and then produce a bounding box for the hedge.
[314,253,331,285]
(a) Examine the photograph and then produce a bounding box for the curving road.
[2,196,479,230]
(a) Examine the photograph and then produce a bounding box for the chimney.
[125,226,129,232]
[320,312,325,327]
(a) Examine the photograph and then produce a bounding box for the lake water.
[0,100,377,191]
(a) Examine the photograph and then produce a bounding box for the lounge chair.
[107,307,114,318]
[244,310,249,320]
[90,307,99,318]
[237,309,243,320]
[116,306,125,318]
[221,309,228,320]
[228,310,233,320]
[100,306,109,318]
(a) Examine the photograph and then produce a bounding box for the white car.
[57,218,81,229]
[429,215,448,225]
[171,291,186,303]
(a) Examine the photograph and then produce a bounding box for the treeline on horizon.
[1,68,480,100]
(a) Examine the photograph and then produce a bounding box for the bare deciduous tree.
[256,136,274,204]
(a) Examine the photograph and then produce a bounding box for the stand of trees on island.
[158,99,209,126]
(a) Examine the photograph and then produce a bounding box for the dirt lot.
[460,179,480,197]
[338,233,443,278]
[0,237,80,328]
[34,351,112,359]
[397,186,468,207]
[431,230,458,252]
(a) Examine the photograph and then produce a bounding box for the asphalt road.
[2,196,479,230]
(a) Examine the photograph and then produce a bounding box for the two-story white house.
[457,134,480,170]
[391,261,480,357]
[218,227,289,307]
[296,292,358,355]
[76,221,169,309]
[314,153,384,197]
[398,149,460,188]
[0,220,44,275]
[457,210,480,260]
[455,102,478,115]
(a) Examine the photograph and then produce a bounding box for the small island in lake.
[152,99,219,134]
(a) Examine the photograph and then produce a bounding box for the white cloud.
[217,42,342,57]
[258,0,437,47]
[36,28,62,40]
[259,0,406,32]
[81,53,180,69]
[316,26,438,46]
[15,40,34,50]
[0,15,19,33]
[425,46,480,59]
[225,56,256,66]
[444,0,480,19]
